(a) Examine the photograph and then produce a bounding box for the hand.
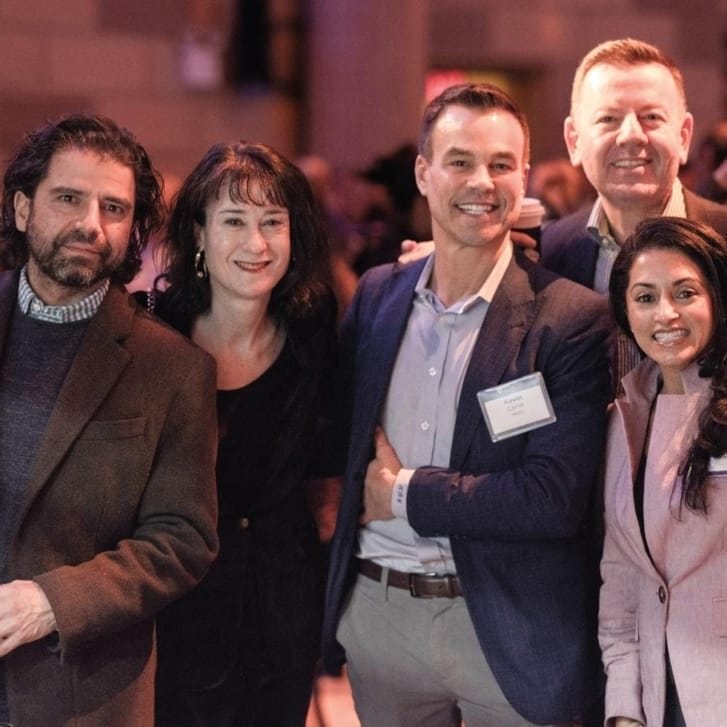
[0,580,57,657]
[398,239,433,264]
[510,229,539,251]
[360,427,402,524]
[511,230,540,264]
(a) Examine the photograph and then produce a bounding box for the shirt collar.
[587,178,687,248]
[415,239,513,313]
[18,265,109,323]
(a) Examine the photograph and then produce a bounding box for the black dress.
[150,293,338,727]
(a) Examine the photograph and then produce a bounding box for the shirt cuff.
[391,468,414,519]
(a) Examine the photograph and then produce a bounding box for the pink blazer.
[600,359,727,725]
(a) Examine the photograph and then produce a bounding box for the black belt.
[357,559,462,598]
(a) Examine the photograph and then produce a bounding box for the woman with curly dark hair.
[601,216,727,727]
[147,141,337,726]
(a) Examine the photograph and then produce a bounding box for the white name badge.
[708,453,727,473]
[477,372,556,442]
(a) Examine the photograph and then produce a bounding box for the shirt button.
[428,367,437,376]
[238,517,250,529]
[421,421,429,431]
[658,586,666,603]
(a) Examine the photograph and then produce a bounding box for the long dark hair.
[610,216,727,513]
[159,141,330,322]
[1,113,164,283]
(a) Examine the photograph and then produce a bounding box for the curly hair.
[0,113,164,284]
[159,141,331,323]
[609,216,727,513]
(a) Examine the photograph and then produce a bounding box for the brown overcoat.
[0,272,219,726]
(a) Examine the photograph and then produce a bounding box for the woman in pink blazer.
[600,216,727,726]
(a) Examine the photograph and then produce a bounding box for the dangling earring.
[194,249,208,279]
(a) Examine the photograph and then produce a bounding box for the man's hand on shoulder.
[510,230,539,260]
[0,580,57,657]
[398,239,433,264]
[360,427,401,524]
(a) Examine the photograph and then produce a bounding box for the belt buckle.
[409,572,445,598]
[409,572,458,598]
[409,572,431,598]
[438,574,458,598]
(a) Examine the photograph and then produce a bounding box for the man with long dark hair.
[0,113,218,725]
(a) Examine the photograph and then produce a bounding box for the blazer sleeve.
[599,512,646,725]
[406,286,611,541]
[34,349,219,656]
[597,412,646,724]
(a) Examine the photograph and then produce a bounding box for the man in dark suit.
[323,84,612,726]
[543,38,727,293]
[0,114,218,726]
[539,39,727,727]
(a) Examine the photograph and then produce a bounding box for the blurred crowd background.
[2,0,726,293]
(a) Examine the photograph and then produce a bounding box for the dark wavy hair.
[610,216,727,513]
[0,113,164,284]
[159,141,330,322]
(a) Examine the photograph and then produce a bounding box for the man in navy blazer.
[542,38,727,293]
[323,84,612,726]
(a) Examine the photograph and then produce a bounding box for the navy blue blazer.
[541,190,727,287]
[323,249,612,724]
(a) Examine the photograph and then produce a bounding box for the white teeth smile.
[457,203,495,214]
[235,261,269,271]
[653,330,687,344]
[613,159,649,168]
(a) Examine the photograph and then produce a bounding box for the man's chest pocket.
[79,417,146,440]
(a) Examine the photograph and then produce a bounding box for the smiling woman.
[197,185,291,336]
[600,217,727,726]
[623,246,714,394]
[141,142,338,727]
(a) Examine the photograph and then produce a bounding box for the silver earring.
[194,249,208,279]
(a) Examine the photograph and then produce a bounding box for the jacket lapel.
[614,363,665,575]
[354,262,421,445]
[450,254,536,467]
[24,285,134,509]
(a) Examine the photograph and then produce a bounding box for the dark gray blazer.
[323,250,612,724]
[541,189,727,287]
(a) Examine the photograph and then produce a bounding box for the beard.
[26,219,125,291]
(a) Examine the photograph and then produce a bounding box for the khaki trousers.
[337,570,568,727]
